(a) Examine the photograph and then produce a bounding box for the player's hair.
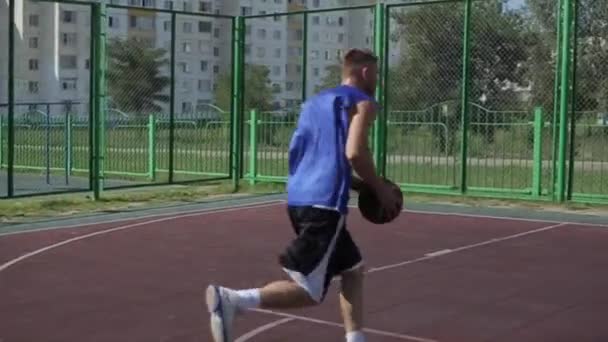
[342,48,378,77]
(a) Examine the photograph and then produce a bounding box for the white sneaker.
[206,285,239,342]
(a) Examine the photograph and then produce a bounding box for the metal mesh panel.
[467,0,557,193]
[171,14,232,182]
[105,8,171,187]
[10,1,91,196]
[385,2,464,188]
[570,0,608,199]
[243,12,302,180]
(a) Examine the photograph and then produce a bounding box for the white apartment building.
[0,0,379,119]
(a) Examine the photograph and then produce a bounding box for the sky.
[506,0,526,10]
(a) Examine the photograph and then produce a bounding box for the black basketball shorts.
[278,206,363,303]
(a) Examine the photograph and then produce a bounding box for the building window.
[62,33,78,47]
[199,21,212,33]
[312,16,319,25]
[311,50,319,60]
[163,21,171,31]
[85,59,90,69]
[29,59,39,71]
[62,11,76,23]
[179,62,189,72]
[201,61,208,71]
[257,29,266,39]
[313,67,319,76]
[129,16,137,28]
[60,55,78,69]
[245,45,251,56]
[183,42,191,53]
[198,79,211,91]
[296,65,302,74]
[325,50,330,60]
[273,30,281,40]
[241,6,252,16]
[312,32,319,42]
[28,81,39,94]
[29,37,39,49]
[256,47,265,58]
[142,0,154,7]
[286,82,294,91]
[183,2,192,11]
[338,17,344,26]
[213,65,219,74]
[199,1,211,12]
[313,0,320,7]
[213,47,219,57]
[61,78,77,90]
[183,22,192,33]
[295,30,303,40]
[108,16,118,28]
[273,15,281,22]
[182,102,192,113]
[129,0,139,5]
[274,48,281,58]
[29,15,39,27]
[272,66,280,76]
[338,33,344,43]
[164,1,173,9]
[275,0,281,3]
[214,28,220,38]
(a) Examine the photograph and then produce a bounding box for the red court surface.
[1,200,608,342]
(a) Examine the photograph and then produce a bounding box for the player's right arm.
[346,100,400,216]
[345,100,383,191]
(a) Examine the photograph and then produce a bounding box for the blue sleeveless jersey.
[286,85,375,214]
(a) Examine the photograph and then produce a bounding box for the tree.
[107,37,170,117]
[214,64,274,118]
[314,63,342,93]
[389,0,529,149]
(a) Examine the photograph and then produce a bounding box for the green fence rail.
[1,0,606,204]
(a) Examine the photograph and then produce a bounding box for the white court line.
[0,201,283,273]
[0,199,286,237]
[238,222,567,341]
[249,309,438,342]
[367,222,567,273]
[234,318,295,342]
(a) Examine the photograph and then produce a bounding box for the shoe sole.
[206,285,228,342]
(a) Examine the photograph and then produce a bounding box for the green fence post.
[7,0,15,197]
[556,0,573,202]
[64,111,72,185]
[249,109,258,185]
[0,115,3,167]
[550,0,564,201]
[373,2,386,176]
[92,2,107,200]
[148,114,156,181]
[168,12,176,184]
[566,0,579,201]
[231,16,245,192]
[532,107,544,197]
[89,5,96,191]
[459,0,473,194]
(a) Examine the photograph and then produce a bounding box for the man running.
[206,48,401,342]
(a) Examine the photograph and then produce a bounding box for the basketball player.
[206,48,401,342]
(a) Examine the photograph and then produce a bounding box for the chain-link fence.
[569,0,608,201]
[385,2,464,190]
[3,0,92,196]
[1,0,605,204]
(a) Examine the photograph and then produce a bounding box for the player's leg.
[206,206,342,341]
[330,226,367,342]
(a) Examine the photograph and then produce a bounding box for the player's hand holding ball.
[357,177,403,224]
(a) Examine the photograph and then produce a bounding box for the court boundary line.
[236,222,567,341]
[0,201,283,273]
[2,198,604,239]
[0,199,285,238]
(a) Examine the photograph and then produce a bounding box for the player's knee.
[341,263,365,283]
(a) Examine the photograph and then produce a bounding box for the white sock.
[234,289,261,309]
[346,331,366,342]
